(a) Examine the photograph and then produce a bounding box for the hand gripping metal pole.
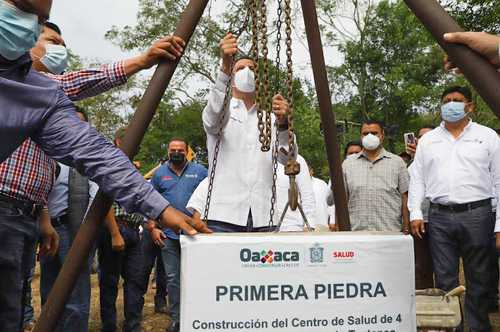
[404,0,500,116]
[33,1,209,331]
[300,0,351,231]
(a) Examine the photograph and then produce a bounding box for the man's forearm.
[123,55,148,78]
[202,71,231,134]
[402,193,410,232]
[104,209,121,236]
[39,207,51,227]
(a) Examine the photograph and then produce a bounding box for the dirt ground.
[31,265,172,332]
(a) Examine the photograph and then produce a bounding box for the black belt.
[0,194,43,218]
[51,215,68,227]
[430,198,491,213]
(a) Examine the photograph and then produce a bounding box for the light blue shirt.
[48,163,98,218]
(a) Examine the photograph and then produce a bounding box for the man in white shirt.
[407,126,435,290]
[275,155,316,232]
[200,33,293,232]
[409,86,500,331]
[308,166,330,228]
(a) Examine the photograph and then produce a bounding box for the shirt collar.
[231,97,256,112]
[167,160,190,176]
[439,119,474,137]
[0,53,32,76]
[359,148,391,162]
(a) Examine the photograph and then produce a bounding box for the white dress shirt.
[311,176,330,227]
[408,121,500,231]
[202,71,294,227]
[276,155,316,231]
[187,177,208,215]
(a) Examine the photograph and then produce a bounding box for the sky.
[49,1,347,88]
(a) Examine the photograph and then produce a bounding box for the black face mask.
[169,152,186,166]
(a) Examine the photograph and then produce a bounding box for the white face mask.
[362,133,381,151]
[233,66,255,93]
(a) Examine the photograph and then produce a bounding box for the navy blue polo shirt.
[151,161,208,240]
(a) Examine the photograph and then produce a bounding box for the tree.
[105,0,248,102]
[132,94,208,172]
[67,53,134,139]
[319,0,500,154]
[443,0,500,33]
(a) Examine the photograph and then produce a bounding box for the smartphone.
[404,132,416,146]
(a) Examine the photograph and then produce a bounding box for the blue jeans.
[40,223,91,332]
[428,204,496,332]
[98,226,145,332]
[23,247,37,325]
[161,238,180,323]
[141,228,167,308]
[0,204,38,331]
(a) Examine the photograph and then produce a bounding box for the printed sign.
[180,232,416,332]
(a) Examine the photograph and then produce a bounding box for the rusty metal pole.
[33,1,209,331]
[300,0,351,231]
[404,0,500,116]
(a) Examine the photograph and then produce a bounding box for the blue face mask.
[441,101,467,123]
[0,0,41,60]
[40,44,68,74]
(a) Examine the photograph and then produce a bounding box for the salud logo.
[239,248,300,264]
[332,250,356,263]
[309,243,324,263]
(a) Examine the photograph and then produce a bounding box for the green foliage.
[67,52,134,139]
[92,0,500,179]
[323,0,500,154]
[133,96,207,173]
[443,0,500,33]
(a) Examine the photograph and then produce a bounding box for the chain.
[258,0,272,152]
[285,0,295,159]
[268,0,284,229]
[203,59,235,222]
[275,0,283,91]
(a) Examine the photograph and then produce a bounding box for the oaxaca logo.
[239,248,300,267]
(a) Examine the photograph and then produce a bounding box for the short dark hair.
[44,22,62,35]
[441,85,472,102]
[234,55,256,66]
[361,120,385,133]
[344,141,362,157]
[168,137,188,150]
[74,106,88,122]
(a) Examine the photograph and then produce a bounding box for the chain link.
[275,0,283,91]
[285,0,295,159]
[268,0,284,229]
[203,59,234,222]
[258,0,272,152]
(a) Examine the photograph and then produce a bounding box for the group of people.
[1,0,500,332]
